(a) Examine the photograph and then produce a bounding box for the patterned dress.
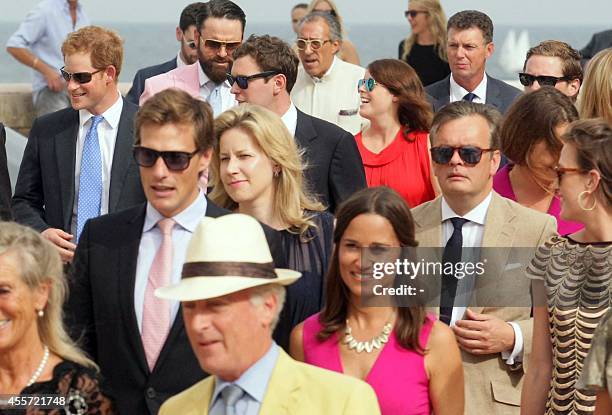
[527,235,612,414]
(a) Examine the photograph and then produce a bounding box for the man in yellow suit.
[156,214,381,415]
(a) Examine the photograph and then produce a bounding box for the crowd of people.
[1,0,611,414]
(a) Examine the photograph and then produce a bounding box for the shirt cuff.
[501,321,523,365]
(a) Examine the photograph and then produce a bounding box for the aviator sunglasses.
[60,67,103,84]
[133,146,200,171]
[296,38,332,50]
[518,73,572,87]
[226,71,281,89]
[358,78,377,92]
[201,38,241,53]
[430,146,494,165]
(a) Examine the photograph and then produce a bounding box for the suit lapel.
[260,350,302,414]
[294,109,317,149]
[484,75,503,112]
[108,99,135,212]
[414,197,443,247]
[55,110,80,230]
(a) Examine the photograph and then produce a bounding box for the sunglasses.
[201,38,241,53]
[518,73,572,87]
[296,38,332,50]
[358,78,377,92]
[430,146,494,165]
[404,10,428,18]
[60,67,103,84]
[133,146,200,171]
[185,39,197,50]
[553,166,586,183]
[226,71,280,89]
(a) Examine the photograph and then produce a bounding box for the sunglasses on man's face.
[226,71,280,90]
[430,146,494,165]
[404,10,428,18]
[133,146,200,171]
[518,73,571,87]
[296,38,331,51]
[60,67,103,84]
[201,38,241,53]
[358,78,377,92]
[185,39,197,50]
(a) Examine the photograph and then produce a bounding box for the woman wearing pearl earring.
[0,222,116,414]
[522,119,612,415]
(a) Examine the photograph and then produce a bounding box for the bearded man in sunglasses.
[411,101,556,414]
[140,0,243,117]
[12,25,145,263]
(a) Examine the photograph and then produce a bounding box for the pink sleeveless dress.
[303,313,434,415]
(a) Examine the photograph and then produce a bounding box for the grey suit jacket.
[126,57,177,105]
[426,74,522,114]
[12,98,146,233]
[580,29,612,61]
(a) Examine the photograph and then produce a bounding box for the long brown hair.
[317,187,427,352]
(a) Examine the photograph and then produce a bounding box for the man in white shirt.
[12,25,145,263]
[291,11,365,134]
[411,101,556,413]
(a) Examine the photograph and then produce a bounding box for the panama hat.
[155,214,301,301]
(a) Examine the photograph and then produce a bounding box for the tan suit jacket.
[411,192,557,414]
[158,349,381,415]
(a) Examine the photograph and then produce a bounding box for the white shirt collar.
[78,92,123,129]
[441,191,492,225]
[198,63,231,89]
[281,103,298,137]
[450,74,488,104]
[143,191,207,233]
[310,56,337,83]
[176,51,187,68]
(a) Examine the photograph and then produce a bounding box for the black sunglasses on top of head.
[226,71,281,89]
[133,146,200,171]
[430,146,494,165]
[60,67,103,84]
[518,72,572,87]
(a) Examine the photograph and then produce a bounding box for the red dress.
[355,129,435,208]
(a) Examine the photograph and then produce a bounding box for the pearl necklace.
[343,321,393,353]
[26,345,49,387]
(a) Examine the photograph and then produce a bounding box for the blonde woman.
[399,0,450,86]
[577,48,612,123]
[306,0,360,65]
[210,104,334,348]
[0,222,115,414]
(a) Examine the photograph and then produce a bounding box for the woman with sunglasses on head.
[209,104,333,349]
[305,0,360,65]
[577,48,612,124]
[290,187,464,415]
[355,59,437,209]
[521,119,612,415]
[494,86,582,234]
[399,0,450,86]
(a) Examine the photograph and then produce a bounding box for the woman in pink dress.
[494,87,582,235]
[290,187,463,415]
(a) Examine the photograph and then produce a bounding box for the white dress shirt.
[134,191,208,332]
[197,64,236,114]
[449,74,488,104]
[441,191,523,364]
[71,93,123,236]
[280,103,298,137]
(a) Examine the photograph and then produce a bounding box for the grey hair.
[298,11,343,42]
[248,284,287,331]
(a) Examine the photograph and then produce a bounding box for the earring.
[578,190,597,211]
[37,309,44,318]
[273,169,280,178]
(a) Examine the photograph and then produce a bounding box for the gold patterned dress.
[527,235,612,414]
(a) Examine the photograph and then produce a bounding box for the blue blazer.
[126,57,178,105]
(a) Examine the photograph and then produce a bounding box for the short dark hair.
[501,86,578,166]
[179,2,204,32]
[196,0,246,34]
[524,40,583,81]
[292,3,308,11]
[430,101,502,149]
[233,35,299,92]
[447,10,494,44]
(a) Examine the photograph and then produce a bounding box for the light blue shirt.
[134,192,207,332]
[209,343,280,415]
[6,0,90,92]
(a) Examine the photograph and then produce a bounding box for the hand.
[41,64,66,92]
[452,309,515,355]
[41,228,76,263]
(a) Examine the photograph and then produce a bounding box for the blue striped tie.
[76,115,104,241]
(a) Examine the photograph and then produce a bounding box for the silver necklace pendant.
[343,322,393,353]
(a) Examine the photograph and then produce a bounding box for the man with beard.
[140,0,243,117]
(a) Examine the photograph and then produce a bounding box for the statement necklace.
[26,345,49,387]
[343,320,393,353]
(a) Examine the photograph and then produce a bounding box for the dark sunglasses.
[185,40,197,50]
[430,146,494,165]
[226,71,280,89]
[201,38,241,53]
[133,146,200,171]
[358,78,377,92]
[404,10,428,18]
[60,67,103,84]
[296,38,332,50]
[518,73,572,87]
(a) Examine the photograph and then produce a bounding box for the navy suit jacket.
[580,29,612,63]
[426,74,522,114]
[0,124,12,220]
[295,109,366,212]
[126,57,178,105]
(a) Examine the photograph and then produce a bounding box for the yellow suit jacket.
[411,192,557,414]
[158,349,381,415]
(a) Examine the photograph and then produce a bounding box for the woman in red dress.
[356,59,438,208]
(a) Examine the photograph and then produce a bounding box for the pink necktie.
[142,218,175,371]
